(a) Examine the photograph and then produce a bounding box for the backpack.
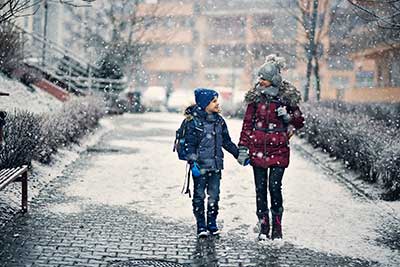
[173,117,201,161]
[173,116,202,198]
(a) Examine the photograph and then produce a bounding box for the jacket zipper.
[214,122,217,167]
[264,100,271,157]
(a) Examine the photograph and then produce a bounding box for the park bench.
[0,165,29,213]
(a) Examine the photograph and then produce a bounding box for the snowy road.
[58,112,399,266]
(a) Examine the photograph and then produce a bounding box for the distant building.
[136,0,301,97]
[340,1,400,102]
[19,0,400,103]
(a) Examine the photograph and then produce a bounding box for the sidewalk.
[0,112,397,266]
[0,157,373,267]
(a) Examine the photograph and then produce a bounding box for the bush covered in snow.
[300,103,400,200]
[0,22,24,76]
[318,101,400,129]
[0,110,41,168]
[0,96,105,167]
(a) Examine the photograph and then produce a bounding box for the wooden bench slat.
[1,167,21,178]
[0,166,28,190]
[0,168,11,176]
[0,166,27,179]
[0,167,22,180]
[0,168,18,183]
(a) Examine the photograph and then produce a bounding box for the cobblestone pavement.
[0,113,387,266]
[0,156,376,267]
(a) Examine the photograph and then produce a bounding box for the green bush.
[0,96,105,167]
[300,103,400,200]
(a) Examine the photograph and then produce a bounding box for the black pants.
[253,166,285,219]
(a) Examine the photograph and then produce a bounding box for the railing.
[16,25,126,93]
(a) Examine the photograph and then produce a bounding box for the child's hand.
[191,162,201,177]
[237,146,250,166]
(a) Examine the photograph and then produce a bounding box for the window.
[390,53,400,87]
[164,47,173,57]
[356,71,374,88]
[329,76,349,90]
[206,73,219,82]
[328,56,354,70]
[253,15,274,28]
[208,17,246,39]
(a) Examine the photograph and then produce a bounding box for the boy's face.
[205,97,220,114]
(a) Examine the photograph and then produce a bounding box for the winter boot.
[271,211,283,240]
[258,214,270,240]
[207,216,220,236]
[196,216,208,238]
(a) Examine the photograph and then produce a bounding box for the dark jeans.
[253,166,285,219]
[192,170,221,228]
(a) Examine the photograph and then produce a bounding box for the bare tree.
[278,0,333,102]
[347,0,400,30]
[275,0,358,101]
[0,0,94,24]
[67,0,177,85]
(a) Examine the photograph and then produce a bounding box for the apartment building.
[343,1,400,102]
[137,0,300,98]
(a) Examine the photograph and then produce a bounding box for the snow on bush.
[0,110,41,168]
[300,103,400,200]
[318,101,400,129]
[0,22,24,76]
[0,96,105,167]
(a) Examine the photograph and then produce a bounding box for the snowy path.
[61,112,399,266]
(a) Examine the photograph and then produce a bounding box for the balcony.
[145,57,192,72]
[137,3,193,16]
[139,29,193,44]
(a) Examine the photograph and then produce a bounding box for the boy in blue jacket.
[185,88,239,238]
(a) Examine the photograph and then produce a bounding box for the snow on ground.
[0,74,61,114]
[63,112,399,266]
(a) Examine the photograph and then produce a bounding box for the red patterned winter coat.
[238,80,304,168]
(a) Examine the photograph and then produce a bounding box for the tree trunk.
[304,52,312,102]
[314,55,321,101]
[303,0,319,102]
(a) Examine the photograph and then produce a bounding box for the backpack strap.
[181,162,191,198]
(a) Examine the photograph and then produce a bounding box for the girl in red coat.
[237,55,304,240]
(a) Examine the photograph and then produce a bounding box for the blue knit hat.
[194,88,218,109]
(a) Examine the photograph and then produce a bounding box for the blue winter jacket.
[185,105,239,170]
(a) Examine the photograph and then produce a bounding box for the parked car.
[141,86,167,112]
[167,89,193,112]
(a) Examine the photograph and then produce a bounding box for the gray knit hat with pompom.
[257,54,287,86]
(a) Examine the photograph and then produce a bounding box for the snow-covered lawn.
[0,74,61,113]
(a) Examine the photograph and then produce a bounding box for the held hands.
[237,146,250,166]
[276,106,291,123]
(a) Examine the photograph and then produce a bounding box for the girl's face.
[205,97,220,114]
[259,78,272,87]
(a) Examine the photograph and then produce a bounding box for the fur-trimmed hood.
[183,104,196,120]
[244,79,302,107]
